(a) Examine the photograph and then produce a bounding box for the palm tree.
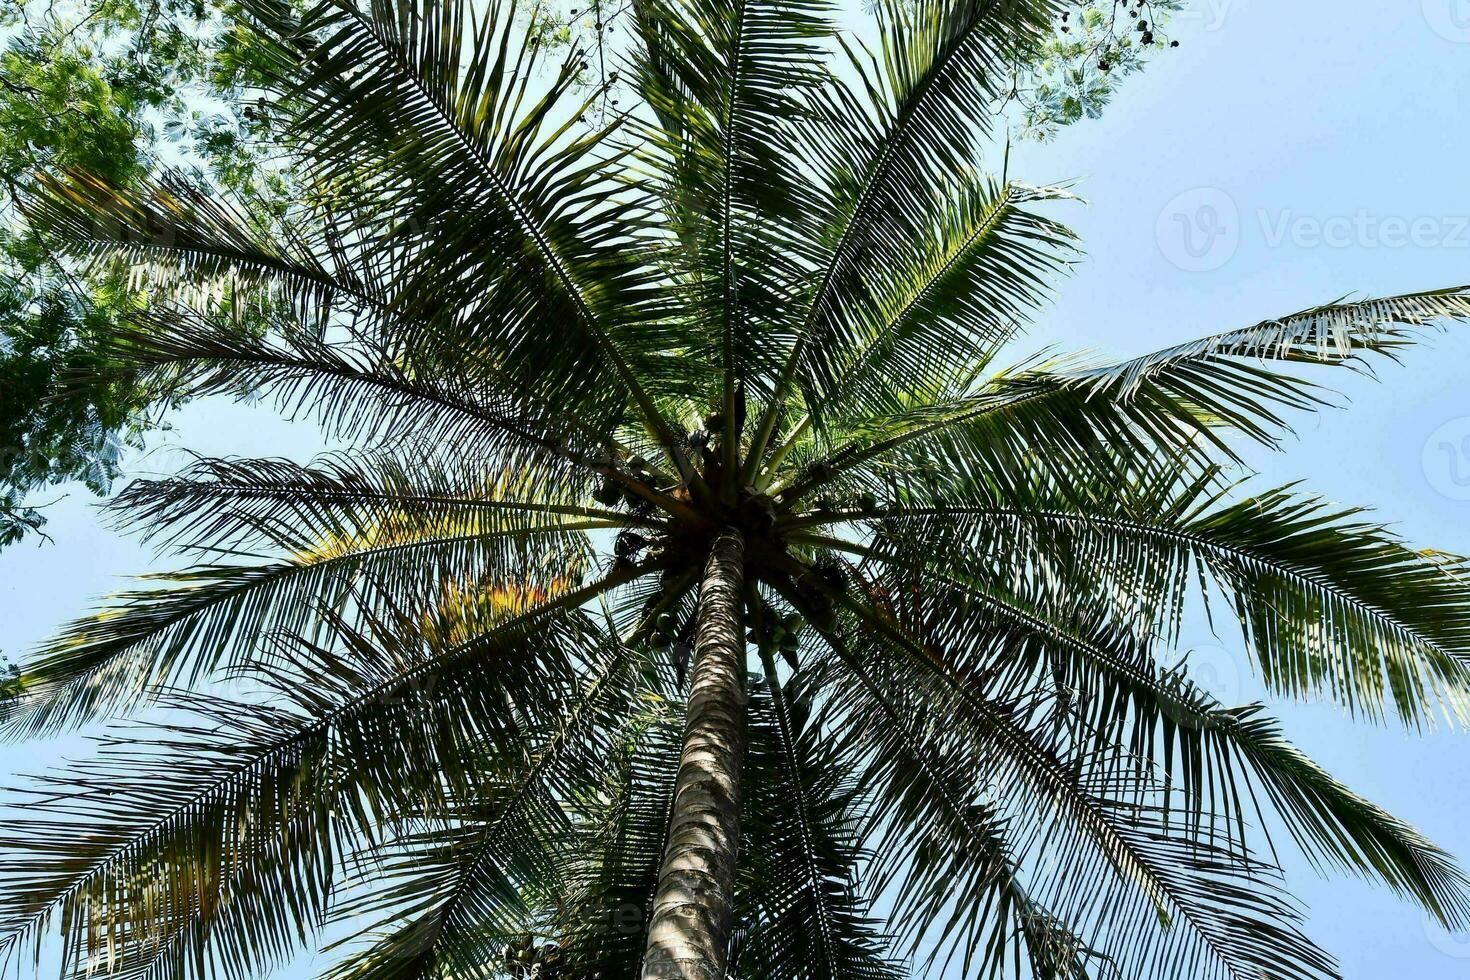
[4,0,1470,977]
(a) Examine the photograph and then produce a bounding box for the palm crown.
[5,0,1470,978]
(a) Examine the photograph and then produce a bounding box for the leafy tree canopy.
[0,0,263,543]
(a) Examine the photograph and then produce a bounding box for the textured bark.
[642,529,747,979]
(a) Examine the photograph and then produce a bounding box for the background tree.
[0,0,283,545]
[3,1,1467,980]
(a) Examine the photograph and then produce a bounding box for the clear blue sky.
[4,0,1470,975]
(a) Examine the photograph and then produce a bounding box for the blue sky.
[4,0,1470,976]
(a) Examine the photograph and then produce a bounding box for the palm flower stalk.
[3,0,1470,978]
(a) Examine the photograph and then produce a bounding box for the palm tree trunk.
[642,529,747,979]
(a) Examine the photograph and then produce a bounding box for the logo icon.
[1422,417,1470,501]
[1161,644,1241,706]
[1424,0,1470,42]
[1423,909,1470,959]
[1156,187,1240,272]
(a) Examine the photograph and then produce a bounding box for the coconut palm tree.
[4,0,1470,977]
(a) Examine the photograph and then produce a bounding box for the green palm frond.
[745,0,1057,465]
[1059,289,1470,445]
[105,304,709,520]
[25,170,379,334]
[548,697,685,977]
[109,453,646,553]
[234,0,685,454]
[778,287,1470,506]
[835,468,1470,727]
[0,694,339,980]
[810,575,1339,980]
[813,178,1077,427]
[25,168,687,470]
[321,638,649,980]
[109,305,607,473]
[2,509,612,735]
[844,555,1470,933]
[631,0,834,468]
[1071,289,1470,385]
[736,666,902,978]
[775,366,1216,508]
[1,580,630,980]
[766,575,1101,977]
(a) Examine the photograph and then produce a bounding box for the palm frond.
[777,365,1217,508]
[0,694,338,980]
[777,287,1470,507]
[1070,289,1470,390]
[25,170,379,335]
[820,573,1339,980]
[630,0,834,466]
[842,550,1470,933]
[0,573,630,980]
[767,576,1098,979]
[808,178,1077,431]
[114,303,604,471]
[3,513,611,735]
[549,695,685,977]
[843,466,1470,727]
[320,636,647,980]
[736,666,903,979]
[26,168,663,468]
[745,0,1058,466]
[236,0,689,458]
[110,453,648,554]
